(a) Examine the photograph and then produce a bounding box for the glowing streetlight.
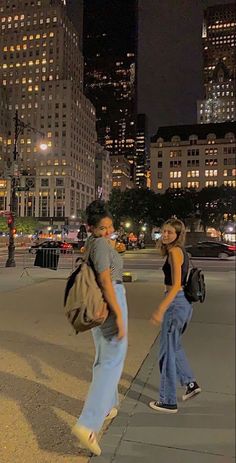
[39,142,48,151]
[125,222,131,229]
[6,110,49,267]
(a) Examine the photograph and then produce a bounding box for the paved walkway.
[91,272,235,463]
[0,268,234,462]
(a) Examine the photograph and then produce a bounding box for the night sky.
[138,0,232,135]
[69,0,233,135]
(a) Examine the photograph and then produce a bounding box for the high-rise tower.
[0,0,96,220]
[197,3,236,123]
[83,0,138,181]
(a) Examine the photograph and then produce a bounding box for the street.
[0,248,235,273]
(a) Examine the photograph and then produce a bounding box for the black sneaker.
[182,381,201,401]
[149,401,178,413]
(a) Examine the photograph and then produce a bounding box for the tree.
[0,217,8,233]
[197,186,236,238]
[159,189,196,223]
[109,188,163,231]
[15,217,42,234]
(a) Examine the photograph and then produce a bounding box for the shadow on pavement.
[0,371,89,457]
[0,330,93,382]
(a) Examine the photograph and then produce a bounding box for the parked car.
[29,240,73,254]
[185,241,236,259]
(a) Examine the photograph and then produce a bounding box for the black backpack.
[184,266,206,303]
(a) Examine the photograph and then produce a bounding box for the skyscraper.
[136,113,149,188]
[0,0,96,221]
[197,2,236,123]
[83,0,138,181]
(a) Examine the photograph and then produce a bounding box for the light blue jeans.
[77,283,128,433]
[159,290,195,405]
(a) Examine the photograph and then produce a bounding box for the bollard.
[122,272,137,282]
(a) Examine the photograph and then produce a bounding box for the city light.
[39,142,48,151]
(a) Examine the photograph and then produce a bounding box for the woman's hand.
[116,316,126,340]
[150,308,164,327]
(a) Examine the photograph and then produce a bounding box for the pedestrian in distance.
[149,218,201,413]
[72,200,128,456]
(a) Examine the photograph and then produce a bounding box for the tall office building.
[0,0,96,221]
[197,3,236,123]
[83,0,138,181]
[66,0,83,49]
[136,113,149,188]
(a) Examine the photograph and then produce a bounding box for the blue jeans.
[77,283,128,433]
[159,290,195,405]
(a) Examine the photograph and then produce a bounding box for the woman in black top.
[149,218,201,413]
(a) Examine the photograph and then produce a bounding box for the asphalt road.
[0,248,235,272]
[123,250,236,272]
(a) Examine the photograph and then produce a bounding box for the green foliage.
[108,186,236,233]
[0,216,8,233]
[15,217,42,234]
[197,186,236,231]
[0,216,42,234]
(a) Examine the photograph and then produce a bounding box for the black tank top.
[162,247,189,286]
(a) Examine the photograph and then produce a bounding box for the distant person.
[149,218,201,413]
[72,200,128,456]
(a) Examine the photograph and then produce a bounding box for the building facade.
[83,0,138,180]
[0,0,96,221]
[150,122,236,192]
[197,2,236,123]
[95,143,112,202]
[111,155,133,192]
[136,113,149,188]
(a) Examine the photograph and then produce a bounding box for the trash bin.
[34,248,60,270]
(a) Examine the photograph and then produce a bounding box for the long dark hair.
[86,200,112,227]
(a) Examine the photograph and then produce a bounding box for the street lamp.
[5,110,48,267]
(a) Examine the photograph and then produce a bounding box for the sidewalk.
[91,272,235,463]
[0,268,234,462]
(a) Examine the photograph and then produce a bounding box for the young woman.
[149,218,201,413]
[72,200,128,456]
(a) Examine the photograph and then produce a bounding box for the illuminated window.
[187,182,199,188]
[224,180,236,187]
[170,182,181,189]
[187,170,199,177]
[205,170,218,177]
[205,181,218,187]
[170,171,181,178]
[157,182,163,190]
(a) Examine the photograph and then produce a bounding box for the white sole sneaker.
[182,387,202,401]
[149,401,178,413]
[105,407,118,420]
[72,424,101,456]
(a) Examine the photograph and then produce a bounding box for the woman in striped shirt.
[72,200,128,456]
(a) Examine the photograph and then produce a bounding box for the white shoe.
[105,407,118,420]
[72,424,101,456]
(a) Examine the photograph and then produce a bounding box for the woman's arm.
[151,247,183,325]
[98,269,125,340]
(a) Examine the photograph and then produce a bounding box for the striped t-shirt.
[87,235,123,281]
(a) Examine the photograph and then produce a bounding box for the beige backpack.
[64,245,108,333]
